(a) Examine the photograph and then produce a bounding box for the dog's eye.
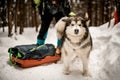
[78,24,81,26]
[71,24,74,26]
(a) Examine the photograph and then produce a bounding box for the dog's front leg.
[63,57,71,75]
[62,49,71,75]
[82,56,91,76]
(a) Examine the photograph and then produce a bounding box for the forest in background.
[0,0,119,37]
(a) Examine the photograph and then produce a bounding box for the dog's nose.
[74,29,79,34]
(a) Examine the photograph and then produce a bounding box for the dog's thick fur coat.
[55,14,92,76]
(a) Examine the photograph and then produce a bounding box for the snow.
[0,19,120,80]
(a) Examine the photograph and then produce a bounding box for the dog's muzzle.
[74,29,79,34]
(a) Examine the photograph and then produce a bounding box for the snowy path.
[0,20,120,80]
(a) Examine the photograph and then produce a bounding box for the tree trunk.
[14,0,20,34]
[7,0,13,37]
[34,9,39,32]
[19,0,24,34]
[117,0,120,22]
[104,0,109,23]
[87,0,92,26]
[98,0,103,25]
[101,0,104,24]
[95,0,98,26]
[0,0,7,32]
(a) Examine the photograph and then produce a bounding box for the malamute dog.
[55,13,92,76]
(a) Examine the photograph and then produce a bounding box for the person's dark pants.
[37,12,64,45]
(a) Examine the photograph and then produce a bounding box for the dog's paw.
[82,72,92,77]
[63,68,71,75]
[57,60,63,64]
[63,70,71,75]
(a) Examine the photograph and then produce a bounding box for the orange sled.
[12,54,60,68]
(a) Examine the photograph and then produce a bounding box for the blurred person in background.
[33,0,70,46]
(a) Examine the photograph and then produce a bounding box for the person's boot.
[37,32,48,45]
[37,39,45,45]
[57,39,62,47]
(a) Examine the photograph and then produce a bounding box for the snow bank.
[0,20,120,80]
[89,20,120,80]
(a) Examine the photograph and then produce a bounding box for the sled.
[11,54,60,68]
[8,44,61,68]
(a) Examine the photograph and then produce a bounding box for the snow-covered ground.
[0,19,120,80]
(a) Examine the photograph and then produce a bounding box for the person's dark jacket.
[38,0,70,18]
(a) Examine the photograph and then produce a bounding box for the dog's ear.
[84,13,90,27]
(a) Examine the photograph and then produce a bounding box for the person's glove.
[69,12,76,17]
[33,0,40,8]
